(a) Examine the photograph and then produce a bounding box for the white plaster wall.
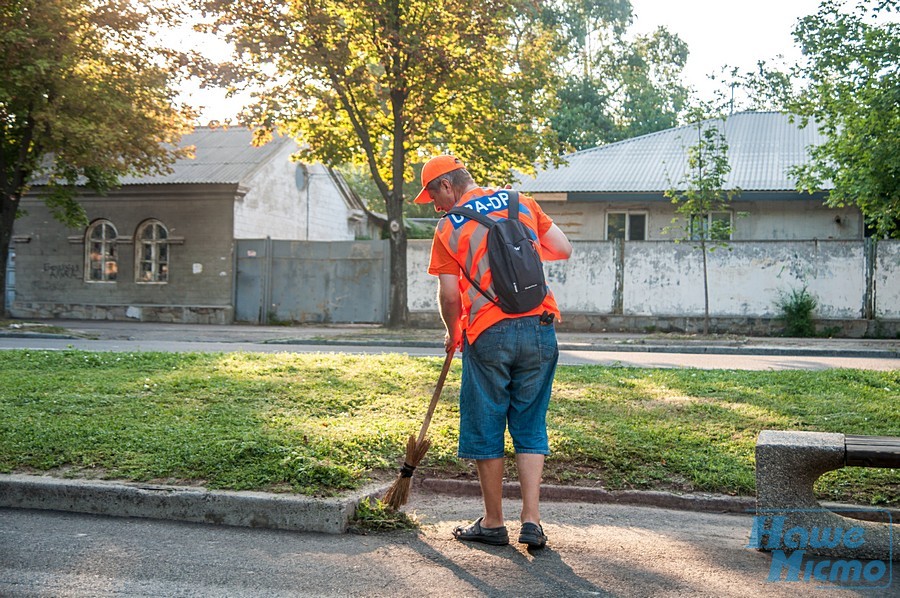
[407,239,438,312]
[234,146,358,241]
[546,243,616,312]
[706,241,864,318]
[735,201,862,241]
[876,241,900,319]
[408,239,898,320]
[624,242,706,315]
[624,241,865,317]
[540,198,862,242]
[233,143,304,240]
[305,166,359,241]
[407,240,614,314]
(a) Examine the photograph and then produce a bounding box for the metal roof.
[117,127,294,186]
[518,111,829,193]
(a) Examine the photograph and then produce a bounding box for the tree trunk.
[385,86,409,329]
[385,179,408,327]
[386,229,408,328]
[701,239,710,335]
[0,246,9,319]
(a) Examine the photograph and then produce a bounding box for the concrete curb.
[559,343,900,359]
[3,474,896,534]
[0,474,369,534]
[0,331,78,340]
[1,473,758,535]
[418,478,757,514]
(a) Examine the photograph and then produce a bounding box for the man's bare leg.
[516,453,544,525]
[475,457,505,528]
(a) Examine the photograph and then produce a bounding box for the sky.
[181,0,826,123]
[628,0,823,98]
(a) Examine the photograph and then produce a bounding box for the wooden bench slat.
[846,435,900,446]
[844,435,900,468]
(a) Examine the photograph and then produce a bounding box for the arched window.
[135,220,169,283]
[85,220,118,282]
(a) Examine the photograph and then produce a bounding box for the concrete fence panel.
[406,239,898,331]
[876,241,900,319]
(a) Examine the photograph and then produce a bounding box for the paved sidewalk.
[2,486,895,597]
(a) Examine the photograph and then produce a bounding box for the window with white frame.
[690,211,732,241]
[85,220,118,282]
[135,220,169,283]
[607,212,647,240]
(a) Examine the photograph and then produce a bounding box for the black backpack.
[447,190,547,314]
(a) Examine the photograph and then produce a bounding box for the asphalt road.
[1,335,898,371]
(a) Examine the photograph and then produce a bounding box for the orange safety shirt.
[427,187,561,344]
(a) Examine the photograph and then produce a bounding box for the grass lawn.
[0,350,897,506]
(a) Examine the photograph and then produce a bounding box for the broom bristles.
[383,476,411,509]
[383,434,431,510]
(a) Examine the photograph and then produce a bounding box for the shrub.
[777,287,818,337]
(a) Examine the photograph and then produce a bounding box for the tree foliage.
[727,0,899,238]
[546,0,689,150]
[0,0,196,315]
[788,0,899,238]
[198,0,567,326]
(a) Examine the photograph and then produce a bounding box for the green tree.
[545,0,629,149]
[664,112,739,335]
[547,0,689,150]
[616,27,690,140]
[728,0,899,237]
[198,0,565,327]
[787,0,899,238]
[0,0,195,317]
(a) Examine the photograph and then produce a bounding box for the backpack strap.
[443,190,520,308]
[507,190,519,220]
[446,190,519,225]
[451,254,498,307]
[447,206,494,228]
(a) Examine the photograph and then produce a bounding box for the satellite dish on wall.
[295,163,309,191]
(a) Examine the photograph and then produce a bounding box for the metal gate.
[4,248,13,312]
[235,239,390,324]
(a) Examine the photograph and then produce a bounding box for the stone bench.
[752,430,899,561]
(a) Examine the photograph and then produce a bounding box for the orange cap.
[413,155,466,203]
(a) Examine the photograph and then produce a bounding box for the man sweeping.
[415,155,572,548]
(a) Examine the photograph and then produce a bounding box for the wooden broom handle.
[416,349,455,445]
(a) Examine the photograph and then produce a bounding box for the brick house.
[9,127,377,323]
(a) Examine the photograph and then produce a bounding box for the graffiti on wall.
[43,263,81,279]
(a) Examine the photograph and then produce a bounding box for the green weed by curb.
[352,498,419,532]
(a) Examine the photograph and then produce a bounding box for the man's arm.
[540,223,573,261]
[438,273,463,352]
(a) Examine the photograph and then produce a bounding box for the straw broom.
[383,349,455,510]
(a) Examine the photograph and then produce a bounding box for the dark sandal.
[518,522,547,548]
[452,517,509,546]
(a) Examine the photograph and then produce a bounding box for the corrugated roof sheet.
[117,127,294,186]
[518,111,829,193]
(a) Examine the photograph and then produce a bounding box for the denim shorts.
[458,316,559,460]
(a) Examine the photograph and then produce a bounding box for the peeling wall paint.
[408,240,897,321]
[876,242,900,319]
